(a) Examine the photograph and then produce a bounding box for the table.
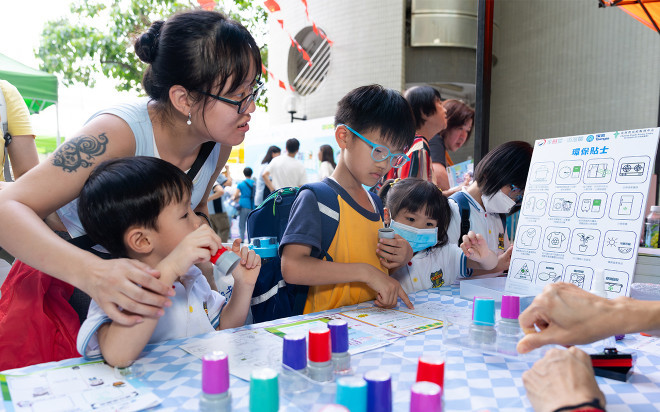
[4,285,660,411]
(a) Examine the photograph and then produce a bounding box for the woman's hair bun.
[134,20,165,64]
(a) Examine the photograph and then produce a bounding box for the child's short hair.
[403,85,443,131]
[243,167,253,177]
[335,84,415,151]
[379,178,450,247]
[474,141,533,197]
[78,157,193,257]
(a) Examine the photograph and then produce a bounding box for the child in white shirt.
[379,178,497,293]
[76,157,260,367]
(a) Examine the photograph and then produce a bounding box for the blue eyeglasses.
[509,184,524,204]
[337,124,410,168]
[197,81,264,114]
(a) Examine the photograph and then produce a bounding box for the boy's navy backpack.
[246,180,340,323]
[449,191,507,245]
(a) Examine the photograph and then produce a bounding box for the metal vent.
[287,26,331,96]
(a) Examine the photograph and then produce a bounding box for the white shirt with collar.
[265,153,307,189]
[447,188,511,275]
[77,266,226,360]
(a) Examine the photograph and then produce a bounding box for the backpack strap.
[294,179,341,314]
[0,87,12,182]
[449,191,471,246]
[187,141,216,180]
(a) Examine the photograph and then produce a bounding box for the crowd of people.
[0,8,653,412]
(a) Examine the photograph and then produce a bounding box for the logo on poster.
[586,135,594,142]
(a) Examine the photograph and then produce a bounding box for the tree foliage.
[37,0,268,96]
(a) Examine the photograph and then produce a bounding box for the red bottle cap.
[308,328,331,363]
[416,355,445,389]
[210,246,230,264]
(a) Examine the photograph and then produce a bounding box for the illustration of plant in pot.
[577,233,593,252]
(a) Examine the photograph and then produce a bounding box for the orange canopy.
[600,0,660,33]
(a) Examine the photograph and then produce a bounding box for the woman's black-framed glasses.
[198,81,264,114]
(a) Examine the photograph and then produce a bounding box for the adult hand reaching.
[523,347,605,412]
[517,282,619,353]
[82,258,174,325]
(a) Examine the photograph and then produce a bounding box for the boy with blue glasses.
[280,85,416,313]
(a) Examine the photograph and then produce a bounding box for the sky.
[0,0,143,140]
[0,0,269,142]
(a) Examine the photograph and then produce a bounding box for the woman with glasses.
[446,141,533,277]
[429,99,475,194]
[0,9,262,368]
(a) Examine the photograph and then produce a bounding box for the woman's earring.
[187,112,192,126]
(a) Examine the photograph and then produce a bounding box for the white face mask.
[482,190,516,214]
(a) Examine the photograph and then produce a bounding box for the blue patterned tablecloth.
[4,286,660,411]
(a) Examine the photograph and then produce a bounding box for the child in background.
[379,178,497,293]
[76,157,260,367]
[233,166,255,241]
[447,141,533,276]
[281,84,416,313]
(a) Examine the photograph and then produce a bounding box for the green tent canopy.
[0,53,58,114]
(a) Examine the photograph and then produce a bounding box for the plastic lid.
[308,328,332,363]
[410,381,442,412]
[473,298,495,326]
[250,237,279,258]
[249,368,279,412]
[501,295,520,320]
[328,319,349,353]
[651,205,660,213]
[283,333,307,370]
[202,351,230,394]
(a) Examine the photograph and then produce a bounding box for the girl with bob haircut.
[0,9,263,369]
[379,178,496,293]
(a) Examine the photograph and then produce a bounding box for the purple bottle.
[496,295,522,355]
[200,351,231,411]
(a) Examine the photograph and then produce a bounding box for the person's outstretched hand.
[517,282,618,354]
[460,231,497,269]
[523,347,605,412]
[84,258,174,326]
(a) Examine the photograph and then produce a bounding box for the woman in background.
[429,99,474,194]
[254,145,281,205]
[318,144,336,180]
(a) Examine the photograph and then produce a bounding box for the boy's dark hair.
[378,178,450,247]
[243,167,253,177]
[79,157,193,258]
[440,99,475,144]
[261,145,281,164]
[335,84,415,151]
[474,140,533,197]
[403,86,442,131]
[135,10,261,127]
[286,138,300,153]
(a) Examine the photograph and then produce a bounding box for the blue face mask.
[389,219,438,253]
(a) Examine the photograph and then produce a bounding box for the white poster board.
[505,128,660,298]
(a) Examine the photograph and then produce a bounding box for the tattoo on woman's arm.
[52,133,109,172]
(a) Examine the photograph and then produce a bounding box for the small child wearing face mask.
[379,178,498,293]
